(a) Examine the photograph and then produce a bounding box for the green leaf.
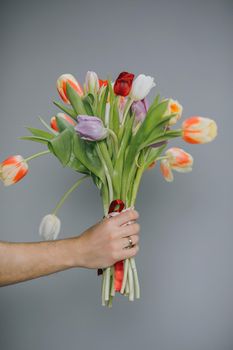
[73,134,104,182]
[20,136,49,145]
[56,116,76,132]
[112,115,135,193]
[138,100,168,139]
[110,97,120,135]
[26,127,55,139]
[144,145,166,169]
[147,94,160,114]
[107,80,116,127]
[87,93,95,105]
[53,101,77,119]
[66,152,89,174]
[146,130,182,146]
[99,85,109,121]
[48,129,73,166]
[82,96,95,115]
[66,83,86,115]
[38,117,58,135]
[91,173,102,189]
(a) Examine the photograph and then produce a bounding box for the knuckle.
[104,219,112,230]
[128,211,135,221]
[130,223,140,234]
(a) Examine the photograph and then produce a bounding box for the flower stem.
[156,156,169,161]
[108,129,119,155]
[96,143,113,203]
[110,266,116,297]
[120,258,129,294]
[121,97,133,126]
[25,150,50,162]
[130,166,144,207]
[101,269,106,306]
[52,175,89,215]
[130,257,140,299]
[128,262,134,301]
[104,267,111,301]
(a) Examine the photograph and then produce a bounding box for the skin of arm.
[0,209,140,287]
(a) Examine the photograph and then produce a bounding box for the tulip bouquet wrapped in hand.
[0,70,217,307]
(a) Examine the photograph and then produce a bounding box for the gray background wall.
[0,0,232,349]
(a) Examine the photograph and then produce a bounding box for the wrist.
[64,236,86,268]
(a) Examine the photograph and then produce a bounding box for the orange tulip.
[160,159,174,182]
[147,160,157,170]
[0,155,28,186]
[57,74,83,104]
[163,99,183,125]
[160,147,193,182]
[182,116,217,144]
[50,113,76,132]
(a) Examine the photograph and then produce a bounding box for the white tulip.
[130,74,156,101]
[85,71,99,94]
[39,214,61,241]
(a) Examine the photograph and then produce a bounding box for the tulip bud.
[130,74,156,101]
[147,160,157,170]
[160,159,174,182]
[131,98,149,122]
[0,155,28,186]
[84,71,100,94]
[160,147,193,182]
[75,115,109,141]
[57,74,83,104]
[39,214,61,241]
[50,113,76,131]
[166,147,193,172]
[182,116,217,144]
[99,79,108,88]
[163,99,183,125]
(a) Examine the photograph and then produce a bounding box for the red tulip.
[99,79,108,88]
[0,155,28,186]
[57,74,83,104]
[113,72,135,97]
[50,113,76,132]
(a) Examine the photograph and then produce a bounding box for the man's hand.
[0,209,140,286]
[71,209,140,269]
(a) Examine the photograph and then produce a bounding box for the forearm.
[0,239,80,286]
[0,209,140,287]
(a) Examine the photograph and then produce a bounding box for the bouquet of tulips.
[0,71,217,307]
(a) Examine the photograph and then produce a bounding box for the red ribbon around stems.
[98,199,125,292]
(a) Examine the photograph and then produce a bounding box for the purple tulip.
[151,140,168,148]
[75,115,108,141]
[131,98,149,122]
